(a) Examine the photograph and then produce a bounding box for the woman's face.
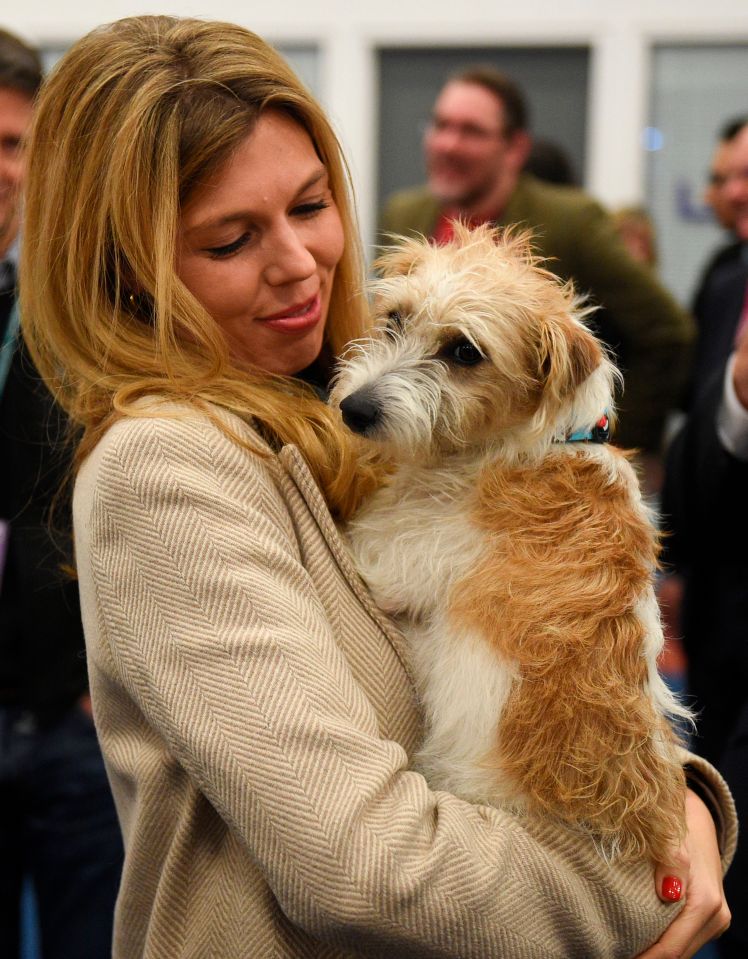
[177,111,345,376]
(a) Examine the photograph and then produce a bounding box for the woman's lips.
[257,294,321,332]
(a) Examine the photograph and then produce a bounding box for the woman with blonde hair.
[21,16,734,958]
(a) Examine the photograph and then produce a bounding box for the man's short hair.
[448,66,529,136]
[0,27,42,98]
[719,116,748,142]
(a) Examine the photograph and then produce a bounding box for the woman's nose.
[263,222,317,286]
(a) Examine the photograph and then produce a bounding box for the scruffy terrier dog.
[332,224,690,863]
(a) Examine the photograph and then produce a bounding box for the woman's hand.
[636,789,730,958]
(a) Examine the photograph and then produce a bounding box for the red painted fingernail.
[662,876,683,901]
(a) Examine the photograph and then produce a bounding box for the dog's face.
[332,225,616,459]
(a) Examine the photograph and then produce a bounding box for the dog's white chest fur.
[347,463,520,803]
[347,464,484,620]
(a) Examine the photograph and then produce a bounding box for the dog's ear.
[374,234,429,278]
[537,315,602,399]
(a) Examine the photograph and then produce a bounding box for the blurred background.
[6,0,747,305]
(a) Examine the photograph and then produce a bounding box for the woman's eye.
[292,199,330,218]
[450,339,484,366]
[205,233,251,258]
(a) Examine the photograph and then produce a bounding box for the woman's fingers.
[636,790,730,959]
[654,851,689,905]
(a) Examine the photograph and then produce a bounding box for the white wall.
[5,0,748,253]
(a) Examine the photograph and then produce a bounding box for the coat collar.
[277,444,414,682]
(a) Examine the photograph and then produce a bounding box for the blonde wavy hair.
[21,15,377,518]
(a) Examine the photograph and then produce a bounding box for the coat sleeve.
[79,411,719,959]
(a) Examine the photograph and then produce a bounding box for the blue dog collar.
[566,412,610,444]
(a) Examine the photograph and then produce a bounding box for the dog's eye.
[381,309,405,340]
[450,339,484,366]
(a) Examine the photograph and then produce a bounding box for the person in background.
[691,118,748,363]
[19,16,735,959]
[612,206,659,270]
[380,66,695,488]
[0,26,122,959]
[599,202,688,702]
[661,117,748,959]
[523,137,577,186]
[704,117,747,233]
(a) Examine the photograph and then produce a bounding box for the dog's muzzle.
[338,389,381,436]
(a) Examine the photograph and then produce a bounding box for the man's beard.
[428,164,498,212]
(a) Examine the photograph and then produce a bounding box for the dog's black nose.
[339,390,381,435]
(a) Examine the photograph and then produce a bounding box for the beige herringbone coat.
[73,403,736,959]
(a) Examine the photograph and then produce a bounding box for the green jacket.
[380,175,695,452]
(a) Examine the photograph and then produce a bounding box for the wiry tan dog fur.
[332,224,691,864]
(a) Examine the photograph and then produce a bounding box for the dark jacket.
[661,241,748,955]
[0,286,87,719]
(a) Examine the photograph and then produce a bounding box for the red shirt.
[432,210,497,245]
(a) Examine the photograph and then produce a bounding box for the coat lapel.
[277,444,414,681]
